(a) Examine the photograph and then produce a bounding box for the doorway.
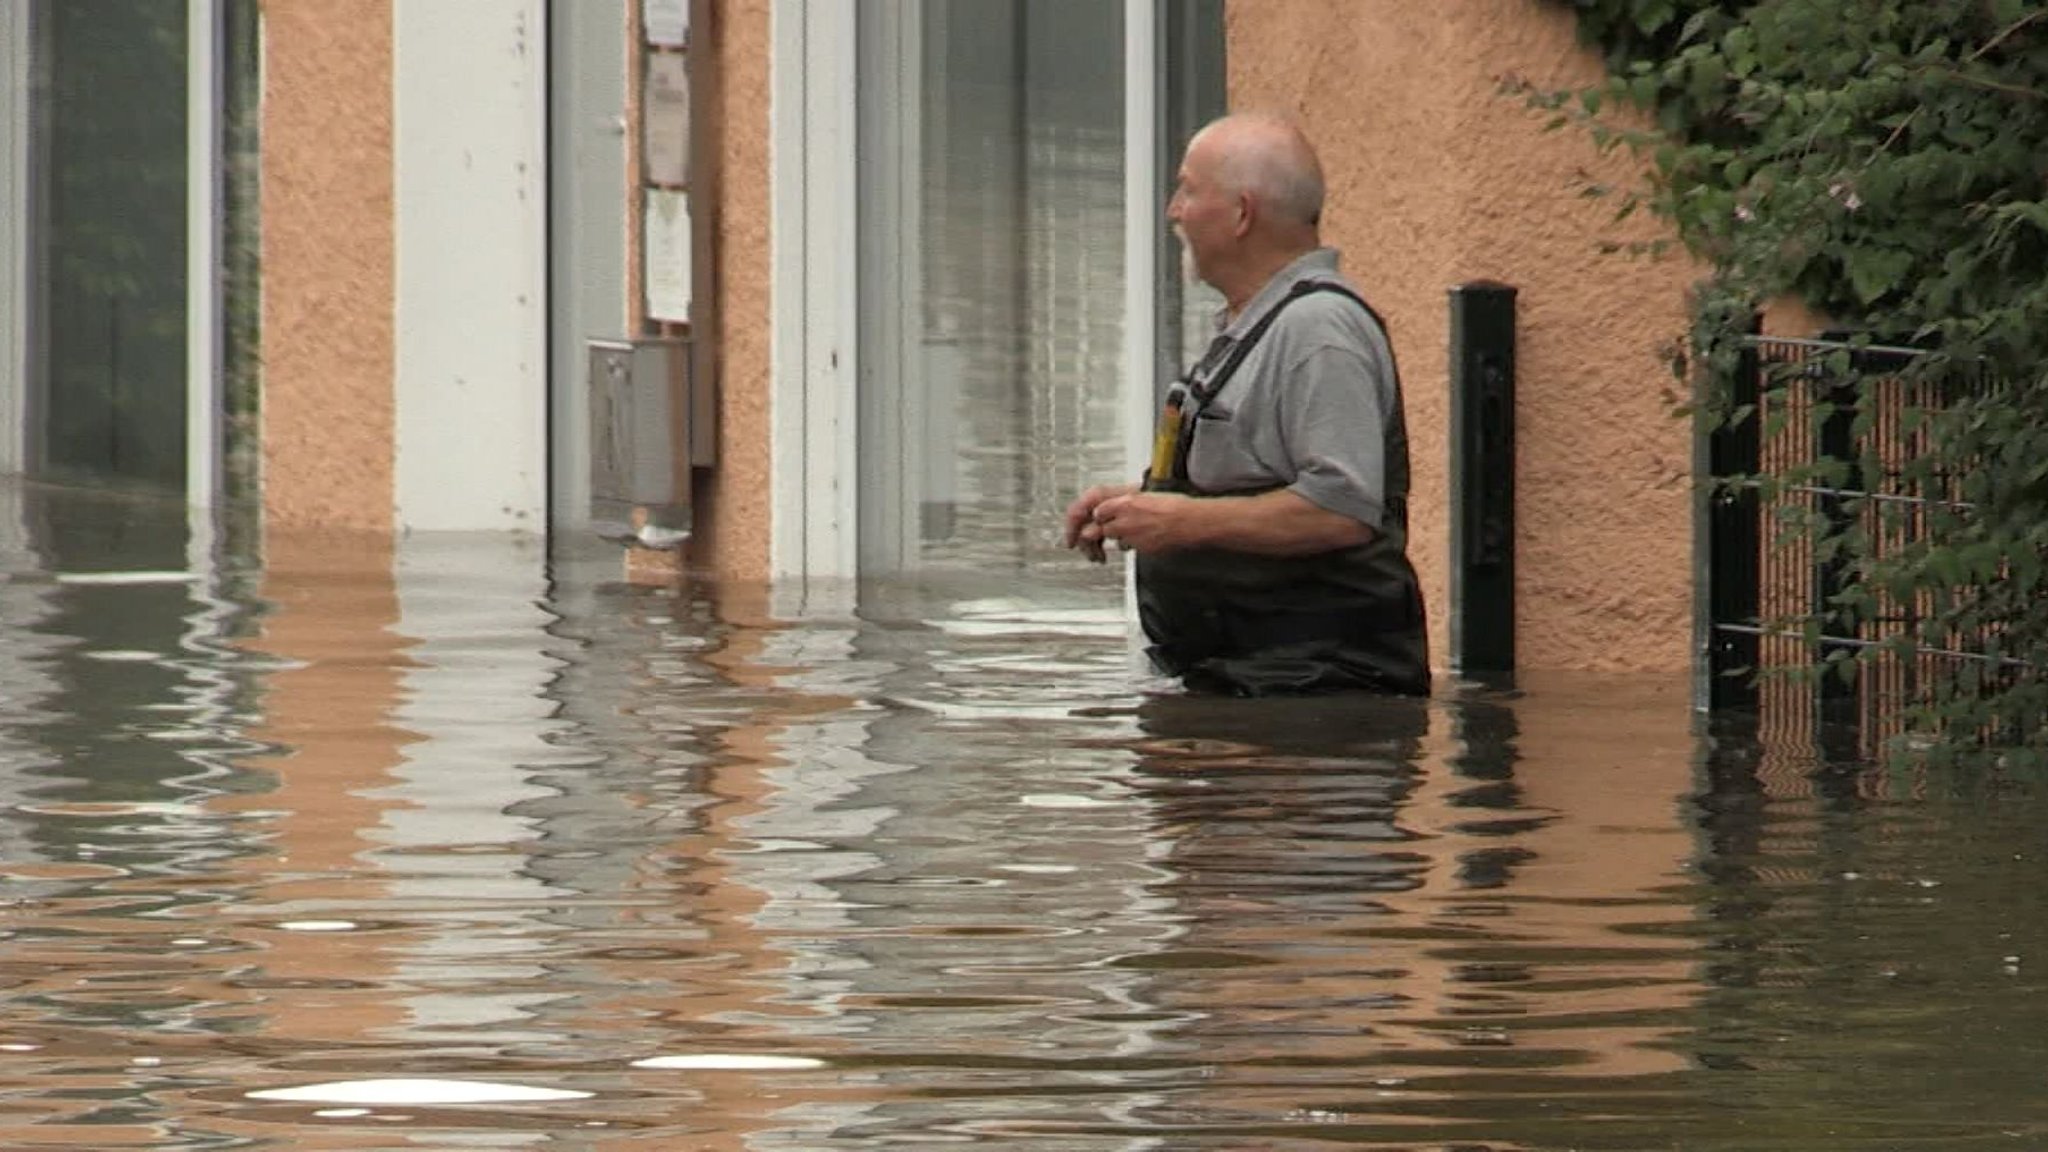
[855,0,1130,576]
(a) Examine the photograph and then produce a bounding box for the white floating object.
[247,1078,592,1105]
[314,1108,371,1118]
[1019,794,1119,809]
[276,920,358,933]
[0,1043,40,1052]
[994,863,1078,875]
[55,571,196,586]
[631,1054,823,1071]
[81,650,161,663]
[735,838,829,853]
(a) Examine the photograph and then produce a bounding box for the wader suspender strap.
[1169,279,1396,490]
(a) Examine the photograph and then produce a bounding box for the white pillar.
[393,0,549,533]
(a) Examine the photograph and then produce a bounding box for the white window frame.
[771,0,860,580]
[1122,0,1159,618]
[0,0,27,475]
[188,0,225,511]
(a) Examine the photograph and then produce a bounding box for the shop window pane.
[29,0,190,491]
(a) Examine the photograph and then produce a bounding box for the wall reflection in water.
[2,482,2048,1150]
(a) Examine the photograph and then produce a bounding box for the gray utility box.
[587,337,711,548]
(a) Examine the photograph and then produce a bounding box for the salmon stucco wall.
[261,0,396,536]
[693,0,774,581]
[1228,0,1700,673]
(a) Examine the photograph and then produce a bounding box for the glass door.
[856,0,1129,576]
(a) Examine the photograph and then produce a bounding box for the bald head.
[1169,114,1329,310]
[1190,114,1326,232]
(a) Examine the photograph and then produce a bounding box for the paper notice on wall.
[643,53,690,186]
[645,189,692,323]
[643,0,688,47]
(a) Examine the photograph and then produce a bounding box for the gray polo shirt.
[1183,248,1399,531]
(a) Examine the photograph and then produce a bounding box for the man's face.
[1167,135,1240,288]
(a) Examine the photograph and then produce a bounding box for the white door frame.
[0,0,27,475]
[771,0,1159,583]
[770,0,860,580]
[1122,0,1160,597]
[187,0,225,511]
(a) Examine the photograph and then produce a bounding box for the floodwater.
[3,484,2048,1151]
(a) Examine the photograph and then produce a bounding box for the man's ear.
[1233,192,1254,238]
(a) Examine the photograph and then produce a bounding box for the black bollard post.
[1705,324,1763,714]
[1448,282,1517,682]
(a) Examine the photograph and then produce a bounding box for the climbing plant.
[1543,0,2048,763]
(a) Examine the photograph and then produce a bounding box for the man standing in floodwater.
[1062,114,1430,697]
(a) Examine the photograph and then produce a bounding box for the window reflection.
[19,0,259,498]
[858,0,1129,574]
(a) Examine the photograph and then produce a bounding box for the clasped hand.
[1062,484,1191,562]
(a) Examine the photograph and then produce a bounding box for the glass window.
[28,0,192,490]
[11,0,259,502]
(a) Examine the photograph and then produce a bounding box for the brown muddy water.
[3,484,2047,1151]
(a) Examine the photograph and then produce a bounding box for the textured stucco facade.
[260,0,396,537]
[249,0,1699,673]
[697,0,775,582]
[1228,0,1700,673]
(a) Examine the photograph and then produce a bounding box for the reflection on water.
[4,481,2048,1150]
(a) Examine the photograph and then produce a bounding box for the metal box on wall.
[588,336,697,548]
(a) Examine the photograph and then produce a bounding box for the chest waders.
[1135,280,1431,697]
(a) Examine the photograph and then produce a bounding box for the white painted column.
[770,0,860,581]
[1122,0,1160,637]
[0,0,27,474]
[393,0,549,533]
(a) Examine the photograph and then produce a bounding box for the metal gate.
[1701,333,2007,756]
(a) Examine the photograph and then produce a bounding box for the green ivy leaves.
[1553,0,2048,763]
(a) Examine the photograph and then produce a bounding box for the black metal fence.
[1701,333,2007,756]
